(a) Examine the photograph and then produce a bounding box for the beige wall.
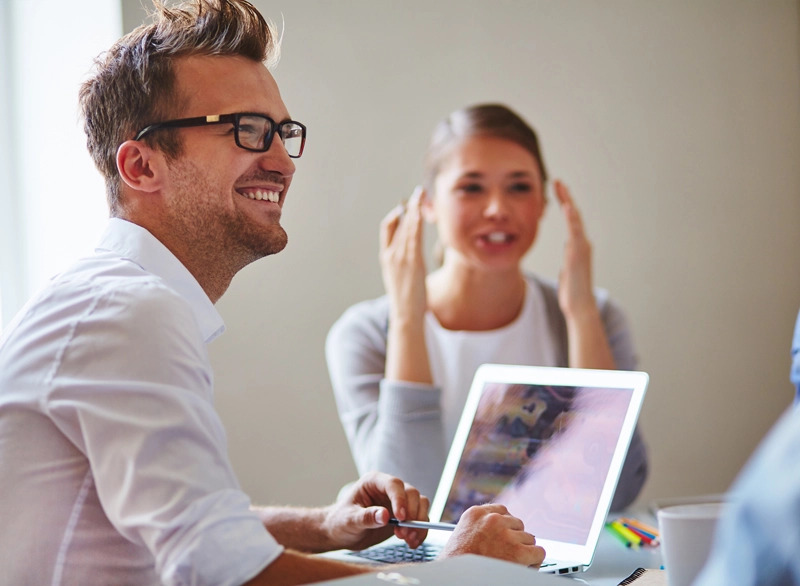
[125,0,800,508]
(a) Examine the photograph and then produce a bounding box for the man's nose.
[259,138,296,177]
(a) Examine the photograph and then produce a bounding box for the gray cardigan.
[326,275,648,511]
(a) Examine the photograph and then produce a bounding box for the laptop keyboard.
[345,542,564,571]
[346,543,442,563]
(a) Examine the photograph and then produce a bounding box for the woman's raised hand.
[380,186,434,383]
[554,180,596,320]
[554,179,616,369]
[379,186,428,323]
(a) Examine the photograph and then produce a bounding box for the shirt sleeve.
[325,298,447,499]
[45,281,282,585]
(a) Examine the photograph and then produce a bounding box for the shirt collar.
[95,218,225,343]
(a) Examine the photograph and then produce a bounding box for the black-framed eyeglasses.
[134,113,307,158]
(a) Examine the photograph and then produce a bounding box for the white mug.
[657,502,726,586]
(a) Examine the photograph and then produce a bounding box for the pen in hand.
[389,518,457,532]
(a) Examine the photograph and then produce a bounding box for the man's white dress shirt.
[0,219,282,585]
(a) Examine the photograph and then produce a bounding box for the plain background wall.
[1,0,116,327]
[119,0,800,509]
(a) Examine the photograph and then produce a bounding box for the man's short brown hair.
[79,0,279,214]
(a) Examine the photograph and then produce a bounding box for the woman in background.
[326,103,647,511]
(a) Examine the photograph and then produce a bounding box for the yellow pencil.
[610,520,642,548]
[605,522,634,548]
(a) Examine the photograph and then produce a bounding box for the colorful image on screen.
[439,382,633,545]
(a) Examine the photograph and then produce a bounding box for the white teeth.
[245,190,280,202]
[487,232,509,243]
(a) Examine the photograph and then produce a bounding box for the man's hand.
[440,504,546,568]
[322,472,431,551]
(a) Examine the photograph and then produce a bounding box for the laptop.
[325,364,649,575]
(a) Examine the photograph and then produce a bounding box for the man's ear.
[116,140,164,193]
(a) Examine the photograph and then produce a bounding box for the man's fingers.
[526,545,548,568]
[369,474,408,520]
[517,530,536,546]
[470,503,509,516]
[400,483,426,521]
[368,506,390,528]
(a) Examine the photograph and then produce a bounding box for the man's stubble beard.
[167,160,289,273]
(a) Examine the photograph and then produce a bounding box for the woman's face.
[425,135,546,272]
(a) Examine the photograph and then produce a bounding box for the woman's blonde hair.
[422,103,548,196]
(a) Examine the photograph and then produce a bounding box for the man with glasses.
[0,1,544,584]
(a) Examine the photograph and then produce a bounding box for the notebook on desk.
[326,364,649,576]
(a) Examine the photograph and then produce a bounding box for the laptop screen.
[437,376,637,546]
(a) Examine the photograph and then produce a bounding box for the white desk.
[568,522,662,585]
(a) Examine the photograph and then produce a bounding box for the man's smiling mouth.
[240,189,280,203]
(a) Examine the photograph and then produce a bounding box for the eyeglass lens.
[236,115,304,157]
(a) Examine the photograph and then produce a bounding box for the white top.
[0,218,282,586]
[425,280,557,442]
